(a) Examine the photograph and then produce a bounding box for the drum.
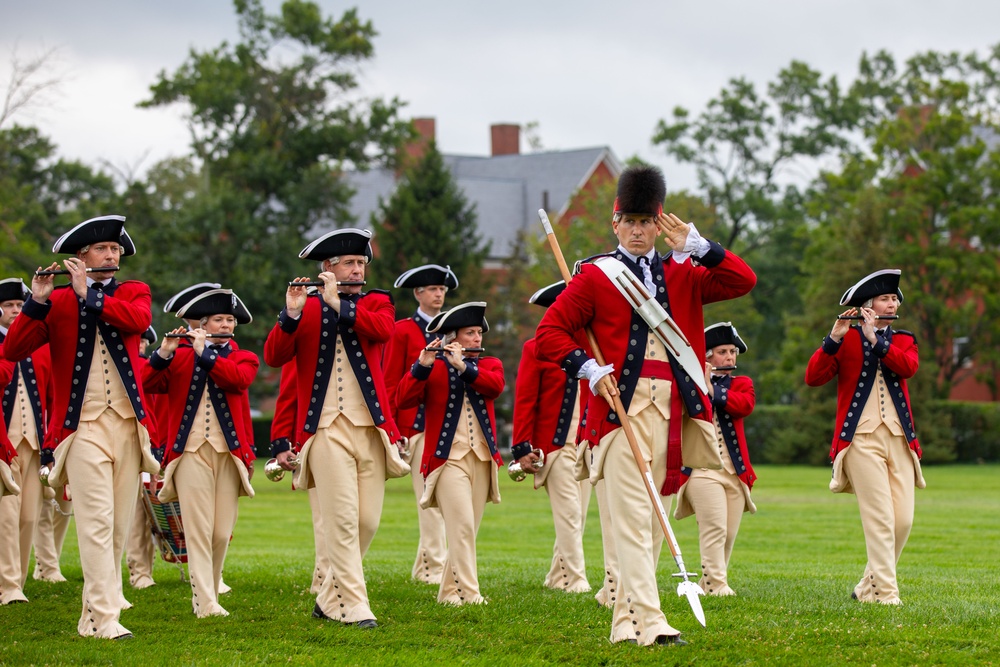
[140,473,187,564]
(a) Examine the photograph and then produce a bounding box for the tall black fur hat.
[613,165,666,216]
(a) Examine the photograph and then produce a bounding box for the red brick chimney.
[491,123,520,156]
[402,117,436,167]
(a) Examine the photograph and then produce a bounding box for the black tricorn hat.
[613,165,666,216]
[705,321,748,354]
[427,301,489,334]
[528,280,566,308]
[839,269,903,307]
[394,264,459,290]
[141,325,158,344]
[0,278,29,303]
[162,282,222,314]
[51,215,136,256]
[176,289,252,325]
[299,228,373,262]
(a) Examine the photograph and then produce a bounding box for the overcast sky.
[3,0,999,191]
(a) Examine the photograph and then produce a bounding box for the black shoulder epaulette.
[893,329,917,342]
[573,252,614,275]
[53,284,74,291]
[363,288,394,304]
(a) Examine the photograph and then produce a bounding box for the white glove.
[671,222,711,264]
[579,359,615,394]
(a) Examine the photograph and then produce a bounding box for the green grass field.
[2,464,998,666]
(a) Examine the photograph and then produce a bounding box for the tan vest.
[628,332,672,420]
[317,333,375,430]
[855,367,905,437]
[448,393,492,462]
[184,388,230,454]
[711,413,737,475]
[79,332,135,422]
[6,369,39,450]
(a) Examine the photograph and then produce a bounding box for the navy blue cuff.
[278,308,301,333]
[694,239,726,268]
[270,438,291,457]
[84,285,106,313]
[459,360,479,384]
[410,361,433,381]
[712,386,729,411]
[560,348,590,378]
[197,348,219,371]
[872,335,891,358]
[151,446,166,464]
[21,297,50,320]
[149,351,172,370]
[821,335,843,355]
[511,441,533,459]
[40,448,55,467]
[339,299,357,326]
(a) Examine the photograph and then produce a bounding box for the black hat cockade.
[705,321,748,354]
[163,282,222,314]
[394,264,459,290]
[839,269,903,308]
[0,278,30,303]
[427,301,489,335]
[176,288,253,325]
[613,165,666,217]
[528,280,566,308]
[51,215,136,256]
[299,228,373,262]
[141,326,158,344]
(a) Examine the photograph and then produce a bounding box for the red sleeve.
[270,363,298,444]
[350,293,396,343]
[881,332,919,379]
[396,362,430,411]
[98,281,153,334]
[383,321,413,419]
[206,349,259,393]
[467,357,505,399]
[511,339,541,448]
[723,376,755,419]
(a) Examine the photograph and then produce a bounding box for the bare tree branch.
[1,45,63,128]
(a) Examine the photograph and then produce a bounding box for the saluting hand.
[656,213,690,251]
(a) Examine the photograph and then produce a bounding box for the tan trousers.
[542,446,590,592]
[436,451,491,605]
[409,434,447,585]
[125,480,155,588]
[685,469,745,595]
[843,424,915,604]
[0,440,41,603]
[33,494,72,582]
[593,477,621,609]
[311,418,386,623]
[308,487,332,594]
[64,413,142,638]
[175,447,241,617]
[602,406,679,645]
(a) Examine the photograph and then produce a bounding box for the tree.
[368,141,491,304]
[137,0,413,347]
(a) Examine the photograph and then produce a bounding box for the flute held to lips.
[35,266,120,276]
[164,332,236,339]
[287,280,366,287]
[836,315,899,320]
[425,346,485,353]
[711,366,737,371]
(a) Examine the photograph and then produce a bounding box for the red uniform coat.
[1,339,52,448]
[3,281,154,463]
[383,314,433,438]
[269,361,297,456]
[263,292,401,446]
[0,342,16,465]
[805,327,921,461]
[535,245,756,492]
[141,342,258,470]
[680,374,757,490]
[396,356,505,478]
[511,337,587,460]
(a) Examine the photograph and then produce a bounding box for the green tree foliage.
[136,0,412,347]
[368,141,491,305]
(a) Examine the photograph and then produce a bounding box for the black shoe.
[655,634,687,646]
[312,603,332,620]
[625,639,638,645]
[356,619,378,629]
[851,592,858,601]
[112,632,134,641]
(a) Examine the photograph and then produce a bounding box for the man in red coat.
[383,263,458,585]
[264,228,408,629]
[806,269,924,605]
[143,289,257,617]
[4,216,159,639]
[0,278,54,603]
[512,280,592,594]
[0,332,21,499]
[535,165,756,646]
[674,322,757,597]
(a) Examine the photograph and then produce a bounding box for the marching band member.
[674,322,757,597]
[383,264,458,585]
[535,166,756,646]
[1,279,53,603]
[511,281,591,594]
[264,228,409,629]
[396,302,504,606]
[806,270,924,605]
[3,215,160,639]
[142,289,257,617]
[124,326,160,590]
[1,323,21,500]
